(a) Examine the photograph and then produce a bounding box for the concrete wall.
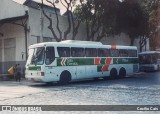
[28,7,87,44]
[0,0,28,20]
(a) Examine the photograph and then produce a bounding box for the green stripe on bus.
[57,58,138,66]
[28,66,41,71]
[113,58,139,64]
[57,58,94,66]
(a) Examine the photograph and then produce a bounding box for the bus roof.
[60,40,103,45]
[29,40,137,50]
[139,51,160,55]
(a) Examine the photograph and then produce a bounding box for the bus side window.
[57,47,70,57]
[110,49,119,57]
[45,47,55,65]
[85,48,97,57]
[71,48,84,57]
[119,49,128,57]
[128,50,137,57]
[98,48,109,57]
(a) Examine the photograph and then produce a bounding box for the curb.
[0,74,14,81]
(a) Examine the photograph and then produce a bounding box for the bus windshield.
[139,54,157,64]
[30,47,45,65]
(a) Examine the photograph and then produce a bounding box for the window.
[110,49,119,57]
[119,49,128,57]
[57,47,70,57]
[98,48,109,57]
[31,47,45,65]
[71,48,84,57]
[128,50,137,57]
[85,48,97,57]
[45,47,55,65]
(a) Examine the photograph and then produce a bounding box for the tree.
[117,0,149,46]
[41,0,81,42]
[138,0,150,52]
[138,0,160,51]
[148,0,160,50]
[74,0,120,41]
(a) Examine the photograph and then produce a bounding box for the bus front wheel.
[59,71,71,85]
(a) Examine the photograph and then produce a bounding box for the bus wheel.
[119,68,126,78]
[59,71,71,85]
[110,68,117,79]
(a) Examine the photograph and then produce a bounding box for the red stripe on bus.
[102,58,112,72]
[105,58,112,64]
[102,65,109,72]
[94,58,101,65]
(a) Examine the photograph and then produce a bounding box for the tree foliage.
[118,0,148,46]
[148,0,160,50]
[74,0,120,41]
[74,0,151,48]
[41,0,159,50]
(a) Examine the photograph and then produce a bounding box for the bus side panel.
[86,65,98,78]
[44,66,59,82]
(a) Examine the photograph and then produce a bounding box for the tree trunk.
[130,38,134,46]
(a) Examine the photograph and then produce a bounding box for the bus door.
[45,47,57,81]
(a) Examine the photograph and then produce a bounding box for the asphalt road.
[0,71,159,114]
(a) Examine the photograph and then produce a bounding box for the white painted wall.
[28,7,87,45]
[0,0,28,20]
[0,21,26,62]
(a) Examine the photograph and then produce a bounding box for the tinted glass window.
[57,47,70,57]
[98,48,109,57]
[128,50,137,57]
[85,48,97,57]
[119,49,128,57]
[110,49,119,57]
[31,47,45,65]
[45,47,55,65]
[71,48,84,57]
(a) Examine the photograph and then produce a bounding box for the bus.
[139,51,160,71]
[25,40,139,84]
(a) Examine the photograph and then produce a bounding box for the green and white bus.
[25,40,139,84]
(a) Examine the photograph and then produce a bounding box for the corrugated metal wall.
[4,38,16,61]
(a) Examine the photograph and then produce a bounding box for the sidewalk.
[0,74,15,81]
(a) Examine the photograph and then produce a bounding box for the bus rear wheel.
[59,71,71,85]
[119,68,126,78]
[110,68,117,79]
